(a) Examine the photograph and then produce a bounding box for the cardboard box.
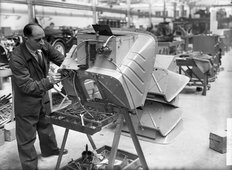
[0,128,5,146]
[209,132,227,154]
[4,121,16,142]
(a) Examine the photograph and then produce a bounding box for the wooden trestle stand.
[53,107,148,170]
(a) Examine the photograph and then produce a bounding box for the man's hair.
[23,23,42,37]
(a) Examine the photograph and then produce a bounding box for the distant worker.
[147,24,162,37]
[44,22,56,43]
[45,22,55,30]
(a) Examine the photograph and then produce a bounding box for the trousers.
[15,107,58,170]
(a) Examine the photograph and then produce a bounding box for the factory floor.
[0,50,232,170]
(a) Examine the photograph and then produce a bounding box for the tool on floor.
[81,144,94,163]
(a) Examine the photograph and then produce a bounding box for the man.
[45,22,55,30]
[9,23,67,170]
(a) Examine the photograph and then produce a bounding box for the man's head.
[50,22,55,29]
[23,23,45,51]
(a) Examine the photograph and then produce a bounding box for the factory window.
[98,18,126,28]
[175,11,179,17]
[155,11,162,17]
[164,11,168,17]
[183,10,187,17]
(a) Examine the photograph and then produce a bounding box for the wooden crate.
[209,132,227,154]
[4,121,16,141]
[0,127,5,146]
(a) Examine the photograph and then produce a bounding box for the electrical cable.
[72,70,94,118]
[103,35,115,47]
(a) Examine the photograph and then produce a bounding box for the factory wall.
[210,6,232,35]
[0,3,29,31]
[0,3,95,31]
[0,1,189,32]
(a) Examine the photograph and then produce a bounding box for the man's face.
[26,25,45,51]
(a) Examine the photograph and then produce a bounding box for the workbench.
[46,104,147,170]
[192,35,223,74]
[175,53,213,96]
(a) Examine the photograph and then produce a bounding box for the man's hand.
[48,72,62,84]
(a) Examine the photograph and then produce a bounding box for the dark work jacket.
[9,41,64,116]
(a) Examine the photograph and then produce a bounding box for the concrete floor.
[0,50,232,170]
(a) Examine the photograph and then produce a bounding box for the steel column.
[26,0,34,22]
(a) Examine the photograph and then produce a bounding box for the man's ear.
[24,37,30,43]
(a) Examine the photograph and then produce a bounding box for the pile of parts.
[0,93,12,127]
[46,25,189,170]
[0,40,12,90]
[62,145,139,170]
[0,41,12,126]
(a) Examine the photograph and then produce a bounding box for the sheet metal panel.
[148,67,189,102]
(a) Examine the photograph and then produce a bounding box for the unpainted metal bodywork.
[59,28,189,142]
[60,29,157,110]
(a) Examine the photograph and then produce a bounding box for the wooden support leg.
[123,111,149,170]
[0,77,3,90]
[11,77,15,121]
[55,128,69,170]
[202,74,207,96]
[179,66,181,74]
[86,134,96,150]
[107,114,124,169]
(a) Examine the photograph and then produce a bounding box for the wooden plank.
[4,121,16,141]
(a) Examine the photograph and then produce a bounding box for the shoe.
[53,148,68,156]
[42,148,68,157]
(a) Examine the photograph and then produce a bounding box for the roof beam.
[0,0,172,19]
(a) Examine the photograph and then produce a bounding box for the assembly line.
[0,0,232,170]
